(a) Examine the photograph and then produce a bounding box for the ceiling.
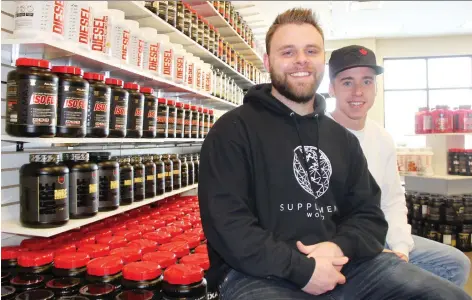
[236,1,472,45]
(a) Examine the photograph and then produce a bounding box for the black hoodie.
[198,83,388,290]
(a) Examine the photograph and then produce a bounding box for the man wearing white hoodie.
[326,45,470,287]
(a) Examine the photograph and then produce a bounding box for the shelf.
[403,174,472,180]
[107,1,256,89]
[1,38,238,111]
[1,135,204,146]
[1,184,198,237]
[190,1,265,70]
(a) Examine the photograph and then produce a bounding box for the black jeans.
[218,252,471,300]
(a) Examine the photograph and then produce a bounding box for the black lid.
[63,153,89,162]
[79,283,115,297]
[88,152,112,160]
[1,286,15,298]
[328,45,384,80]
[115,290,154,300]
[15,289,54,300]
[143,156,154,163]
[29,154,61,163]
[153,154,161,160]
[131,156,143,164]
[46,277,81,290]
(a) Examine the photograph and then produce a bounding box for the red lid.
[184,104,191,109]
[111,224,128,232]
[51,66,83,76]
[124,82,140,90]
[87,256,124,276]
[93,229,113,240]
[84,72,105,81]
[188,228,205,241]
[158,241,190,258]
[17,250,54,267]
[123,261,162,281]
[191,105,198,111]
[54,252,90,269]
[180,253,210,271]
[16,57,51,69]
[165,225,185,237]
[165,210,186,218]
[176,102,184,108]
[114,230,143,241]
[129,209,142,217]
[179,206,195,214]
[96,236,128,250]
[127,239,159,255]
[77,244,111,258]
[125,219,140,228]
[142,251,177,269]
[128,224,155,235]
[137,214,151,222]
[209,110,214,115]
[193,222,203,229]
[46,243,77,256]
[164,264,204,285]
[181,215,198,225]
[20,238,51,250]
[105,78,124,87]
[158,98,167,104]
[197,107,203,113]
[1,246,28,260]
[150,210,160,218]
[143,231,172,245]
[203,108,208,113]
[142,219,166,229]
[157,214,177,224]
[168,220,193,231]
[140,87,154,94]
[109,247,142,264]
[167,100,176,106]
[172,233,201,249]
[51,232,74,244]
[194,244,207,254]
[76,235,96,247]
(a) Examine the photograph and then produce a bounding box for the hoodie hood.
[243,83,326,118]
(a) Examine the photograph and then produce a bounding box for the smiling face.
[264,23,325,104]
[329,67,377,120]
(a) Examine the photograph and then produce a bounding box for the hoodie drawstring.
[291,112,320,197]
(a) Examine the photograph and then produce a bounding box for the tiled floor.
[464,252,472,296]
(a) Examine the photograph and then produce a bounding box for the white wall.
[325,34,472,126]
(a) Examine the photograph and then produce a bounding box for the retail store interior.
[0,0,471,299]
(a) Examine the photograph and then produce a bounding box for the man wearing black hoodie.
[198,8,470,300]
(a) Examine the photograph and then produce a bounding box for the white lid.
[140,27,158,39]
[156,34,170,43]
[90,1,108,11]
[107,9,125,20]
[124,20,140,31]
[186,53,194,59]
[174,44,184,51]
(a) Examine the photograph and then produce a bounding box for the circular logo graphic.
[293,146,332,199]
[58,176,65,184]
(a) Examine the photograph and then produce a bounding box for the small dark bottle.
[167,100,177,138]
[131,156,145,201]
[52,252,91,279]
[186,154,195,186]
[170,154,182,190]
[193,154,200,184]
[162,154,173,193]
[118,157,134,206]
[121,261,163,294]
[183,103,192,138]
[161,264,207,300]
[86,257,124,294]
[20,154,69,228]
[15,289,54,300]
[141,87,157,138]
[46,277,82,298]
[153,155,166,195]
[180,155,189,188]
[79,283,115,300]
[190,105,200,139]
[125,82,144,138]
[84,72,111,138]
[63,153,99,219]
[107,78,129,138]
[157,98,169,138]
[89,152,120,212]
[175,102,185,138]
[143,156,157,199]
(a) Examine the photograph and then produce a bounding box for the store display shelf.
[408,133,472,136]
[1,184,198,238]
[1,135,205,145]
[403,174,472,180]
[107,1,256,89]
[190,1,265,70]
[1,38,238,110]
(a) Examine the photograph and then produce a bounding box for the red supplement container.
[158,241,190,259]
[114,230,143,242]
[77,244,110,259]
[180,253,210,273]
[431,105,453,133]
[86,256,124,293]
[454,105,472,133]
[172,233,201,250]
[143,231,173,245]
[122,261,163,292]
[53,252,90,278]
[415,107,432,134]
[96,236,129,250]
[162,264,207,299]
[109,247,142,264]
[194,244,207,255]
[127,239,159,255]
[142,251,177,269]
[17,251,54,275]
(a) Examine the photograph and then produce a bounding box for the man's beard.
[270,67,323,104]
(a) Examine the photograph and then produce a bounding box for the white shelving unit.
[1,184,198,238]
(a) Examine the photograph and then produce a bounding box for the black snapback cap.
[328,45,384,80]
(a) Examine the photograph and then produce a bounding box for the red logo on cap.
[359,49,368,56]
[58,176,65,184]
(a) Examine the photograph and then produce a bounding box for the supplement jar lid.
[143,231,172,245]
[124,82,140,90]
[1,286,15,298]
[187,228,205,241]
[167,100,176,106]
[127,239,158,254]
[109,247,142,264]
[184,103,190,110]
[54,252,90,269]
[142,156,154,163]
[172,233,200,249]
[142,251,177,269]
[88,152,112,161]
[15,289,54,300]
[131,156,143,164]
[63,153,89,162]
[1,246,27,260]
[114,230,143,241]
[122,261,162,281]
[46,277,81,290]
[51,66,83,76]
[118,157,131,164]
[140,87,154,94]
[17,251,54,267]
[191,105,198,111]
[84,72,105,81]
[158,241,190,258]
[142,219,166,229]
[175,102,183,108]
[128,224,154,234]
[169,220,192,231]
[96,236,128,249]
[20,238,52,250]
[158,98,167,104]
[163,264,204,285]
[164,225,184,237]
[29,154,61,163]
[197,107,203,113]
[10,273,44,286]
[44,243,77,256]
[194,244,207,254]
[105,78,124,87]
[116,290,154,300]
[79,283,115,297]
[86,256,124,276]
[203,108,208,113]
[209,109,214,115]
[16,58,51,69]
[77,244,110,258]
[180,253,210,271]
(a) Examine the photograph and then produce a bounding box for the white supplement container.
[64,1,91,50]
[140,27,160,74]
[107,9,129,63]
[89,1,110,55]
[159,35,174,81]
[14,1,65,40]
[203,63,213,94]
[125,20,144,69]
[173,44,186,84]
[194,58,203,91]
[184,53,194,88]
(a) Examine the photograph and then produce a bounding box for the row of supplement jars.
[6,58,215,138]
[20,151,199,229]
[405,192,472,251]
